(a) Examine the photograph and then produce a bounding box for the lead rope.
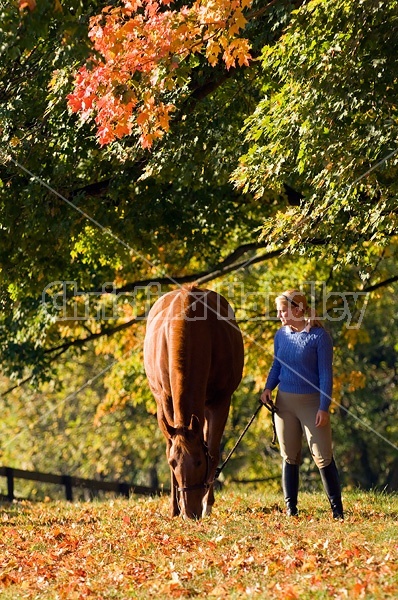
[269,403,278,446]
[214,399,278,480]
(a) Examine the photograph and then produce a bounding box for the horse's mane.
[168,286,206,373]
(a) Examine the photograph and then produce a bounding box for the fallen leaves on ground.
[0,490,397,599]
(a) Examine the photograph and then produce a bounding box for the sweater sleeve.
[318,330,333,411]
[265,330,281,391]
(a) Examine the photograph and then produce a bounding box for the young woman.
[261,289,344,519]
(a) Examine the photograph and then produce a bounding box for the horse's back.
[144,286,244,416]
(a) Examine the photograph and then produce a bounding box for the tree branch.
[0,349,68,398]
[43,316,144,355]
[53,267,398,355]
[42,244,284,356]
[115,242,282,293]
[4,267,398,397]
[362,275,398,293]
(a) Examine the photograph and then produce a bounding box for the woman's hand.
[315,409,330,427]
[261,389,274,410]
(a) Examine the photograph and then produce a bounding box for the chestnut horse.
[143,286,244,519]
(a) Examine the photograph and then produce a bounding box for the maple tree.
[68,0,253,147]
[1,0,398,493]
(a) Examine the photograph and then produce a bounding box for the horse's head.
[167,415,211,520]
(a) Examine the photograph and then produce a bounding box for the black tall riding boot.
[282,461,299,516]
[319,458,344,520]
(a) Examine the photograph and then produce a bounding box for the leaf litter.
[0,490,397,599]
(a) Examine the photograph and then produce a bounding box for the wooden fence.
[0,466,166,502]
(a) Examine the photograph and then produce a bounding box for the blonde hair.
[276,289,324,329]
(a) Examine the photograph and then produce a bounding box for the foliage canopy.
[0,0,397,492]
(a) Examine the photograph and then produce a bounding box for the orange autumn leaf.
[18,0,36,10]
[67,0,253,148]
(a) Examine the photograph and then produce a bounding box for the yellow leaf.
[208,584,229,597]
[228,9,247,35]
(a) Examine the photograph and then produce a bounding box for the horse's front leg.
[170,468,180,517]
[202,398,231,517]
[202,451,220,517]
[166,439,180,517]
[202,484,215,517]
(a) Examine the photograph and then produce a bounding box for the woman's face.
[276,300,303,327]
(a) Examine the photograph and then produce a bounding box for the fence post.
[62,475,73,501]
[118,482,130,498]
[5,467,14,502]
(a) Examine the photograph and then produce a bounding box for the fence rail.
[0,466,166,502]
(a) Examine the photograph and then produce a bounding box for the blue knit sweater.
[265,326,333,411]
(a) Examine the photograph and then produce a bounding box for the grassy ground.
[0,487,397,599]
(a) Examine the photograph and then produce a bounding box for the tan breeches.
[275,391,333,469]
